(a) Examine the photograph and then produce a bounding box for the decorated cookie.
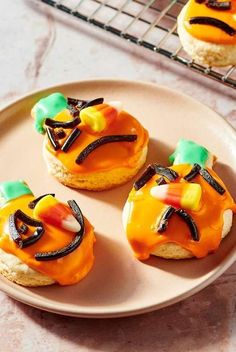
[0,180,95,286]
[31,93,149,191]
[177,0,236,66]
[123,139,236,260]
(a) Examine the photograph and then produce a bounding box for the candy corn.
[150,183,202,211]
[33,195,81,232]
[80,101,123,132]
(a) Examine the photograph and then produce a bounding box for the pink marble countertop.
[0,1,235,351]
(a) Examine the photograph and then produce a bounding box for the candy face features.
[0,182,95,285]
[32,92,67,134]
[184,0,236,44]
[0,181,33,206]
[150,183,202,211]
[124,139,236,260]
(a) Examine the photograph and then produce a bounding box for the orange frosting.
[46,111,149,173]
[126,164,236,259]
[184,0,236,44]
[0,195,95,285]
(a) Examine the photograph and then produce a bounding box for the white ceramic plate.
[0,79,235,318]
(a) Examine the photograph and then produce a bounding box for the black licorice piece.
[45,117,81,129]
[9,214,22,247]
[195,0,205,3]
[18,224,28,235]
[189,17,236,36]
[134,165,156,191]
[81,97,104,110]
[184,163,201,182]
[46,127,60,151]
[199,168,225,195]
[206,0,231,10]
[35,200,84,261]
[175,209,199,241]
[56,129,66,139]
[68,105,80,118]
[67,97,87,108]
[21,227,45,249]
[153,164,179,181]
[61,128,82,152]
[9,210,45,248]
[28,193,55,209]
[156,177,167,186]
[76,134,137,165]
[157,206,175,233]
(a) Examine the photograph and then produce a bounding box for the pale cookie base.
[177,5,236,67]
[0,249,55,286]
[43,144,148,191]
[123,200,233,259]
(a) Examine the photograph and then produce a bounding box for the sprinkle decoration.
[175,209,199,241]
[46,127,60,151]
[184,163,201,182]
[45,117,81,129]
[61,128,82,152]
[189,16,236,36]
[9,210,45,249]
[199,168,225,195]
[34,200,85,261]
[28,194,55,209]
[76,134,137,165]
[157,206,175,233]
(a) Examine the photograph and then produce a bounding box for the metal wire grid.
[38,0,236,89]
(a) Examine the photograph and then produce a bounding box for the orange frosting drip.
[126,164,236,259]
[0,195,95,285]
[46,111,149,173]
[184,0,236,44]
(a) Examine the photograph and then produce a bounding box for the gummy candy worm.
[76,134,137,165]
[34,200,84,261]
[9,210,45,249]
[189,16,236,36]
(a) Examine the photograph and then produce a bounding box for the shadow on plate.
[27,234,140,307]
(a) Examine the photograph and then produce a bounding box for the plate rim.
[0,78,235,318]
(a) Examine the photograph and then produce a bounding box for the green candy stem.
[0,180,33,206]
[169,139,210,168]
[33,92,67,134]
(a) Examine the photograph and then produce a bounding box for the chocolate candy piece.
[76,134,137,164]
[189,17,236,36]
[35,200,84,261]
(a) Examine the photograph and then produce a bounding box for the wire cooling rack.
[38,0,236,89]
